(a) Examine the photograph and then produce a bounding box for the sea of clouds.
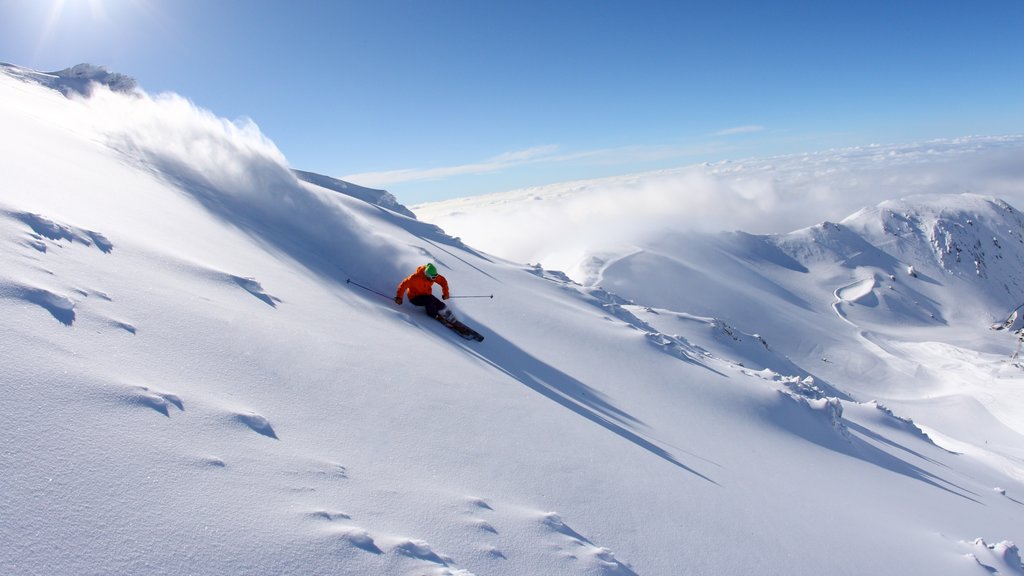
[414,136,1024,276]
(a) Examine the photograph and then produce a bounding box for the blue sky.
[2,0,1023,204]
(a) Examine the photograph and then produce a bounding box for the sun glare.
[41,0,96,46]
[44,0,111,28]
[34,0,151,62]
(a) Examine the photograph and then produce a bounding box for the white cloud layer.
[342,141,740,188]
[712,124,766,136]
[414,136,1024,277]
[342,145,562,187]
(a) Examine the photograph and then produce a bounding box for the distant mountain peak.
[839,194,1024,282]
[0,62,137,97]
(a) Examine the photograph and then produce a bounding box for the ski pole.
[449,294,494,299]
[346,279,392,300]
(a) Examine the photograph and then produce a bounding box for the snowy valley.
[1,64,1023,576]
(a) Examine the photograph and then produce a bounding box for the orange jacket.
[396,265,449,300]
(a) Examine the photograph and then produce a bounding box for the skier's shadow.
[460,329,718,485]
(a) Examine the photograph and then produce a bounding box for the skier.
[395,263,452,321]
[394,262,485,342]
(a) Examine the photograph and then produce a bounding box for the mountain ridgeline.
[801,195,1024,310]
[593,193,1024,345]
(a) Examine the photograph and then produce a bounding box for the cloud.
[489,145,561,163]
[342,145,563,187]
[343,142,736,188]
[712,125,766,137]
[414,136,1024,279]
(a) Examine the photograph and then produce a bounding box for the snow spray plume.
[78,85,407,285]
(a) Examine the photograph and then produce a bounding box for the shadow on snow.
[458,327,719,485]
[770,397,981,503]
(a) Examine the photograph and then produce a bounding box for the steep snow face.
[3,65,1024,576]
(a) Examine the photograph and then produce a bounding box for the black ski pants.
[410,294,446,318]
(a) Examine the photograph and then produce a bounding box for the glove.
[394,297,403,305]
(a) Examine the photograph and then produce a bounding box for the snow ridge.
[294,169,417,219]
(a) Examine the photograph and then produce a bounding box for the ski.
[437,315,485,342]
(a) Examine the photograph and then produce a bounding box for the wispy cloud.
[343,142,735,188]
[712,125,766,137]
[488,145,560,163]
[342,145,561,187]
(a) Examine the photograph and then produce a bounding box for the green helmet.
[424,263,438,279]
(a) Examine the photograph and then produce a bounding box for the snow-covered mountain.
[586,194,1024,462]
[1,62,137,97]
[2,64,1023,576]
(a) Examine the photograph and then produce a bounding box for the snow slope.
[587,195,1024,448]
[2,65,1022,576]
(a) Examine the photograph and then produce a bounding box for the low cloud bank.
[414,136,1024,276]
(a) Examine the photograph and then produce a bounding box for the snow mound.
[835,277,876,304]
[7,210,113,253]
[961,538,1024,575]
